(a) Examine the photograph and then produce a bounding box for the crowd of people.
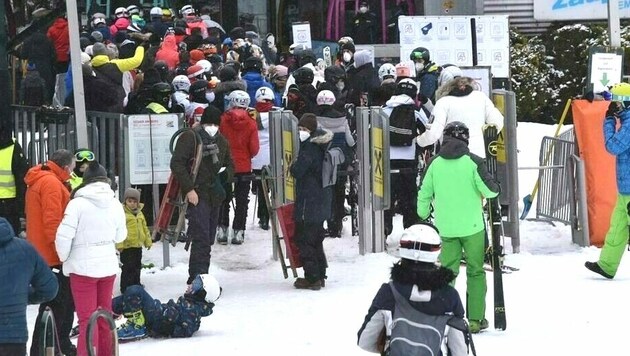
[1,2,513,355]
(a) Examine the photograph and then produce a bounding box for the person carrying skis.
[357,223,469,356]
[416,122,500,333]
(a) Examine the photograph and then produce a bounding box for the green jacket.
[116,203,152,250]
[417,137,499,237]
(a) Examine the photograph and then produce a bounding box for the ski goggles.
[399,240,441,252]
[75,150,95,162]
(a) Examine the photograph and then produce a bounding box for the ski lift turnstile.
[357,107,391,255]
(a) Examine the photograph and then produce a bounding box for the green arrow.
[601,72,610,87]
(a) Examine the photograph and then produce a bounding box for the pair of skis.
[482,125,507,331]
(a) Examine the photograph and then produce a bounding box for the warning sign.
[282,130,295,201]
[372,127,384,199]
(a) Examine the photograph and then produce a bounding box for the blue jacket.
[0,217,58,344]
[604,110,630,194]
[242,71,273,105]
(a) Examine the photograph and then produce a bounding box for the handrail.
[86,308,119,356]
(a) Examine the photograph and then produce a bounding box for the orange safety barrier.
[572,99,617,246]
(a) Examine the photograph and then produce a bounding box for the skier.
[114,274,221,340]
[357,223,469,355]
[171,75,192,115]
[409,47,439,103]
[372,62,398,107]
[416,122,500,333]
[251,87,276,230]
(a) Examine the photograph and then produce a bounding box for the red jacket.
[220,108,259,173]
[47,18,69,62]
[24,161,71,266]
[155,34,179,70]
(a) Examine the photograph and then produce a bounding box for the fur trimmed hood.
[390,260,455,291]
[435,76,475,100]
[310,128,334,146]
[214,80,247,95]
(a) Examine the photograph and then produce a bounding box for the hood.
[215,80,247,95]
[440,76,475,98]
[24,162,70,186]
[391,260,455,291]
[353,50,373,68]
[242,71,266,85]
[52,17,68,29]
[161,34,178,52]
[385,94,415,108]
[223,108,255,128]
[310,128,333,146]
[438,136,469,159]
[113,18,131,30]
[91,54,111,67]
[0,217,16,245]
[73,181,115,208]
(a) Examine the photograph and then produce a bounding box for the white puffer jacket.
[56,181,127,278]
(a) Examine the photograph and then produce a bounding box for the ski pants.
[187,199,220,285]
[70,274,115,356]
[252,169,269,224]
[0,344,26,356]
[219,172,251,231]
[295,221,328,282]
[120,247,142,294]
[327,175,347,236]
[598,194,630,276]
[384,160,420,236]
[439,229,487,321]
[30,265,75,356]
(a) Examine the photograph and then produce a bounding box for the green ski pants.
[598,194,630,277]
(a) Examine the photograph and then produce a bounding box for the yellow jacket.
[116,203,152,250]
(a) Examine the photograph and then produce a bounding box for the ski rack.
[86,308,119,356]
[38,306,60,356]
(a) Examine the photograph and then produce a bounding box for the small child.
[117,188,152,294]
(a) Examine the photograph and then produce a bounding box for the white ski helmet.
[378,63,397,83]
[191,274,222,303]
[181,4,195,16]
[172,75,191,92]
[149,6,163,18]
[126,5,140,16]
[114,7,127,18]
[438,65,463,87]
[196,59,212,74]
[228,90,251,109]
[398,224,442,263]
[316,90,336,106]
[255,87,275,103]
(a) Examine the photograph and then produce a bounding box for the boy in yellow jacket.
[117,188,152,293]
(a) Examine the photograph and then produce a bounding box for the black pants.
[218,173,251,230]
[384,160,420,236]
[120,248,142,294]
[252,169,269,224]
[0,343,26,356]
[0,198,21,234]
[186,199,220,284]
[30,266,75,356]
[295,221,328,282]
[327,175,347,236]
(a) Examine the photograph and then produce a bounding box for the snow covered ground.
[27,122,628,355]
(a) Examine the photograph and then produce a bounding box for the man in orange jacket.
[25,149,77,356]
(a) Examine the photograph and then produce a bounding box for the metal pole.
[504,91,520,253]
[608,0,621,47]
[0,0,11,132]
[357,107,372,255]
[66,0,89,148]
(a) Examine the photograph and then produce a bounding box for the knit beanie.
[298,113,318,132]
[124,187,141,201]
[200,105,222,125]
[92,42,108,56]
[83,161,108,181]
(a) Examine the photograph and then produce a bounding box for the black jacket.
[290,129,333,223]
[170,127,234,206]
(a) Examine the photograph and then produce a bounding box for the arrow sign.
[589,52,622,92]
[600,72,610,87]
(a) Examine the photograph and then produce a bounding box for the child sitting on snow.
[114,274,221,340]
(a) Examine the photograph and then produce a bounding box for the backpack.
[388,104,418,146]
[322,141,345,188]
[387,282,453,356]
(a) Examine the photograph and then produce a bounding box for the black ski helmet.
[443,121,470,144]
[293,67,314,86]
[324,65,345,83]
[243,56,263,73]
[410,47,430,63]
[152,82,172,105]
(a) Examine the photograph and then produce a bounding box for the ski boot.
[117,310,146,341]
[231,229,245,245]
[216,225,228,245]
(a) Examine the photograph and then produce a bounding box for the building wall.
[483,0,552,35]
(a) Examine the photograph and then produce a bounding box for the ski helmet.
[196,60,213,76]
[191,274,222,303]
[395,78,418,98]
[398,223,441,263]
[293,67,314,86]
[152,82,172,106]
[255,87,275,103]
[243,57,263,73]
[324,65,345,84]
[228,90,251,109]
[316,90,336,106]
[91,17,106,27]
[126,5,140,16]
[410,47,430,62]
[378,63,397,83]
[172,75,191,92]
[149,7,163,18]
[438,64,463,87]
[443,121,470,144]
[180,4,195,16]
[114,7,127,18]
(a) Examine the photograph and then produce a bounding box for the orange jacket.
[24,161,71,266]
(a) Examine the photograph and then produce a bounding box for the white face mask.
[359,6,368,13]
[343,52,352,63]
[299,130,310,142]
[415,62,425,73]
[336,81,345,91]
[205,92,215,103]
[205,125,219,136]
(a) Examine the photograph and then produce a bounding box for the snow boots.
[216,225,228,245]
[231,229,245,245]
[585,261,614,279]
[293,278,322,291]
[468,318,489,333]
[117,310,146,341]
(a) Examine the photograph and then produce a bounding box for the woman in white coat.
[56,161,127,356]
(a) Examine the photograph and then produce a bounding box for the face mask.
[336,81,345,91]
[299,130,310,142]
[359,6,368,13]
[256,101,274,113]
[205,125,219,136]
[415,62,425,73]
[205,92,215,103]
[343,52,352,63]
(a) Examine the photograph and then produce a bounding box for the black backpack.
[388,104,418,146]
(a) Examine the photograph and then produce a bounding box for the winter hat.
[218,66,237,82]
[274,65,288,78]
[124,187,141,201]
[142,68,162,87]
[82,161,108,181]
[90,30,103,43]
[187,65,205,79]
[79,36,91,50]
[298,50,316,67]
[201,105,222,125]
[229,27,246,41]
[92,42,108,56]
[353,50,372,68]
[298,113,318,133]
[190,49,205,64]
